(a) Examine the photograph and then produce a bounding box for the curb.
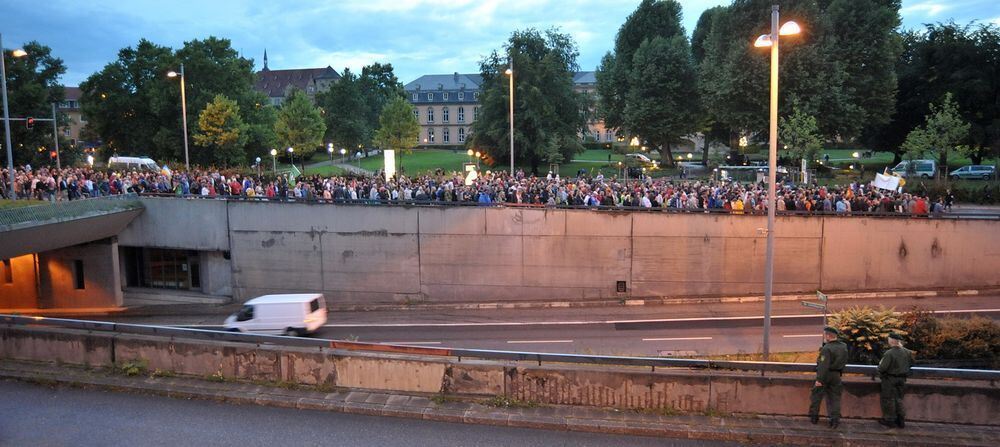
[1,362,995,447]
[328,288,1000,312]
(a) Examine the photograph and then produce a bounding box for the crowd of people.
[1,164,956,216]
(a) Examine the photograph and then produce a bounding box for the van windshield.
[309,299,320,313]
[236,305,254,321]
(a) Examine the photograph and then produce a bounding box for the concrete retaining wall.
[2,327,997,425]
[123,198,1000,304]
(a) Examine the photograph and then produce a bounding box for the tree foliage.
[316,63,405,152]
[873,23,1000,163]
[193,94,247,166]
[830,306,904,365]
[469,28,586,173]
[373,96,419,154]
[901,92,970,173]
[779,107,823,167]
[3,41,68,165]
[275,89,326,159]
[80,37,276,165]
[598,0,699,166]
[695,0,902,144]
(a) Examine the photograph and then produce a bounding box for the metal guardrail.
[2,314,998,381]
[137,193,1000,220]
[0,193,142,229]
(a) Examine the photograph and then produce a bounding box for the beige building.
[254,51,341,106]
[405,71,613,149]
[58,87,86,147]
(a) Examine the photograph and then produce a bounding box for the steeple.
[263,49,269,71]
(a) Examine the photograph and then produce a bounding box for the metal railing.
[137,193,1000,220]
[2,314,997,381]
[0,193,142,230]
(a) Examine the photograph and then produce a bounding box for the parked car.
[224,293,327,336]
[949,165,996,181]
[107,156,160,172]
[891,159,937,178]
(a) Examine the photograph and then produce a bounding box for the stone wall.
[124,198,1000,305]
[2,326,997,425]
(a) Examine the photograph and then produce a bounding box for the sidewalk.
[1,360,995,446]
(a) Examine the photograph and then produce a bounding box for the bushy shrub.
[829,306,904,364]
[900,312,1000,368]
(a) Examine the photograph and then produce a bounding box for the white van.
[108,156,160,172]
[224,293,327,336]
[891,159,937,178]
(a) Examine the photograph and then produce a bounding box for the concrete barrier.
[122,199,1000,305]
[2,326,997,425]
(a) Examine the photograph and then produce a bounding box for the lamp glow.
[779,21,801,36]
[754,34,773,48]
[12,49,27,58]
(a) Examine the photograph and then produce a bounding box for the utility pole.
[52,102,60,170]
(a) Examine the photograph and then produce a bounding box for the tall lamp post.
[753,5,800,360]
[286,147,294,173]
[269,149,277,174]
[167,64,190,171]
[505,63,514,176]
[327,143,334,166]
[1,36,27,200]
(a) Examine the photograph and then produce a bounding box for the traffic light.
[26,117,35,130]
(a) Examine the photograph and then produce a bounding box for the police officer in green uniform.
[878,332,913,428]
[809,326,849,428]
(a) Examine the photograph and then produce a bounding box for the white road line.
[321,308,1000,328]
[506,340,573,344]
[379,341,442,345]
[782,334,823,338]
[642,337,713,341]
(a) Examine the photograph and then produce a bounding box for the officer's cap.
[888,332,903,341]
[823,326,840,336]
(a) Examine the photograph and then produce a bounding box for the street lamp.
[753,4,801,360]
[327,143,334,166]
[270,149,277,174]
[166,64,190,171]
[475,150,481,169]
[505,65,514,176]
[467,148,474,164]
[286,147,294,173]
[255,156,262,178]
[1,35,27,200]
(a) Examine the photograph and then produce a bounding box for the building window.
[443,92,449,101]
[473,92,479,100]
[428,128,435,143]
[72,259,85,290]
[457,107,465,123]
[427,93,433,101]
[473,107,479,121]
[2,259,12,284]
[413,108,419,121]
[427,107,434,123]
[442,107,449,123]
[458,92,465,101]
[458,128,466,143]
[605,130,613,142]
[443,128,450,143]
[63,128,71,137]
[412,93,418,101]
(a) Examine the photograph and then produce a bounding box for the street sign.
[801,301,827,310]
[816,291,828,303]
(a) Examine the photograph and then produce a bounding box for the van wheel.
[284,327,298,337]
[950,175,959,181]
[920,174,929,179]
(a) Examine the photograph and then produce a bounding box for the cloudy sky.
[3,0,999,87]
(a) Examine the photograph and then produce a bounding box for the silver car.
[949,165,996,180]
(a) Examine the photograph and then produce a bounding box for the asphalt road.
[148,295,1000,356]
[0,380,737,447]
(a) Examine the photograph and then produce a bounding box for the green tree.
[193,94,247,166]
[470,29,586,173]
[316,69,370,150]
[4,41,68,166]
[373,95,419,169]
[275,89,326,159]
[80,37,275,164]
[779,107,823,168]
[358,63,405,139]
[901,93,970,177]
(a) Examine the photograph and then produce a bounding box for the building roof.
[404,73,483,92]
[255,66,341,98]
[573,71,597,85]
[64,87,82,101]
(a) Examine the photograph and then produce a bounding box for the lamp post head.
[779,21,801,36]
[11,49,28,58]
[852,151,860,159]
[167,71,179,78]
[754,34,773,48]
[255,157,261,163]
[504,68,513,76]
[475,151,481,158]
[270,149,277,156]
[287,147,293,153]
[340,148,346,155]
[467,149,474,156]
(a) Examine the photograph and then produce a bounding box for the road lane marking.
[379,341,442,345]
[506,340,573,344]
[642,337,713,341]
[782,334,823,338]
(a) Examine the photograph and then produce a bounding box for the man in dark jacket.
[809,326,849,428]
[878,332,913,428]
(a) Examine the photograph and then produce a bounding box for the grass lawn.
[0,199,46,209]
[302,164,350,176]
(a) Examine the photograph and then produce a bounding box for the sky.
[3,0,999,87]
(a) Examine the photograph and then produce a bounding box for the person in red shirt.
[913,195,928,215]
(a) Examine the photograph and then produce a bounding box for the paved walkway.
[305,158,374,176]
[2,360,995,446]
